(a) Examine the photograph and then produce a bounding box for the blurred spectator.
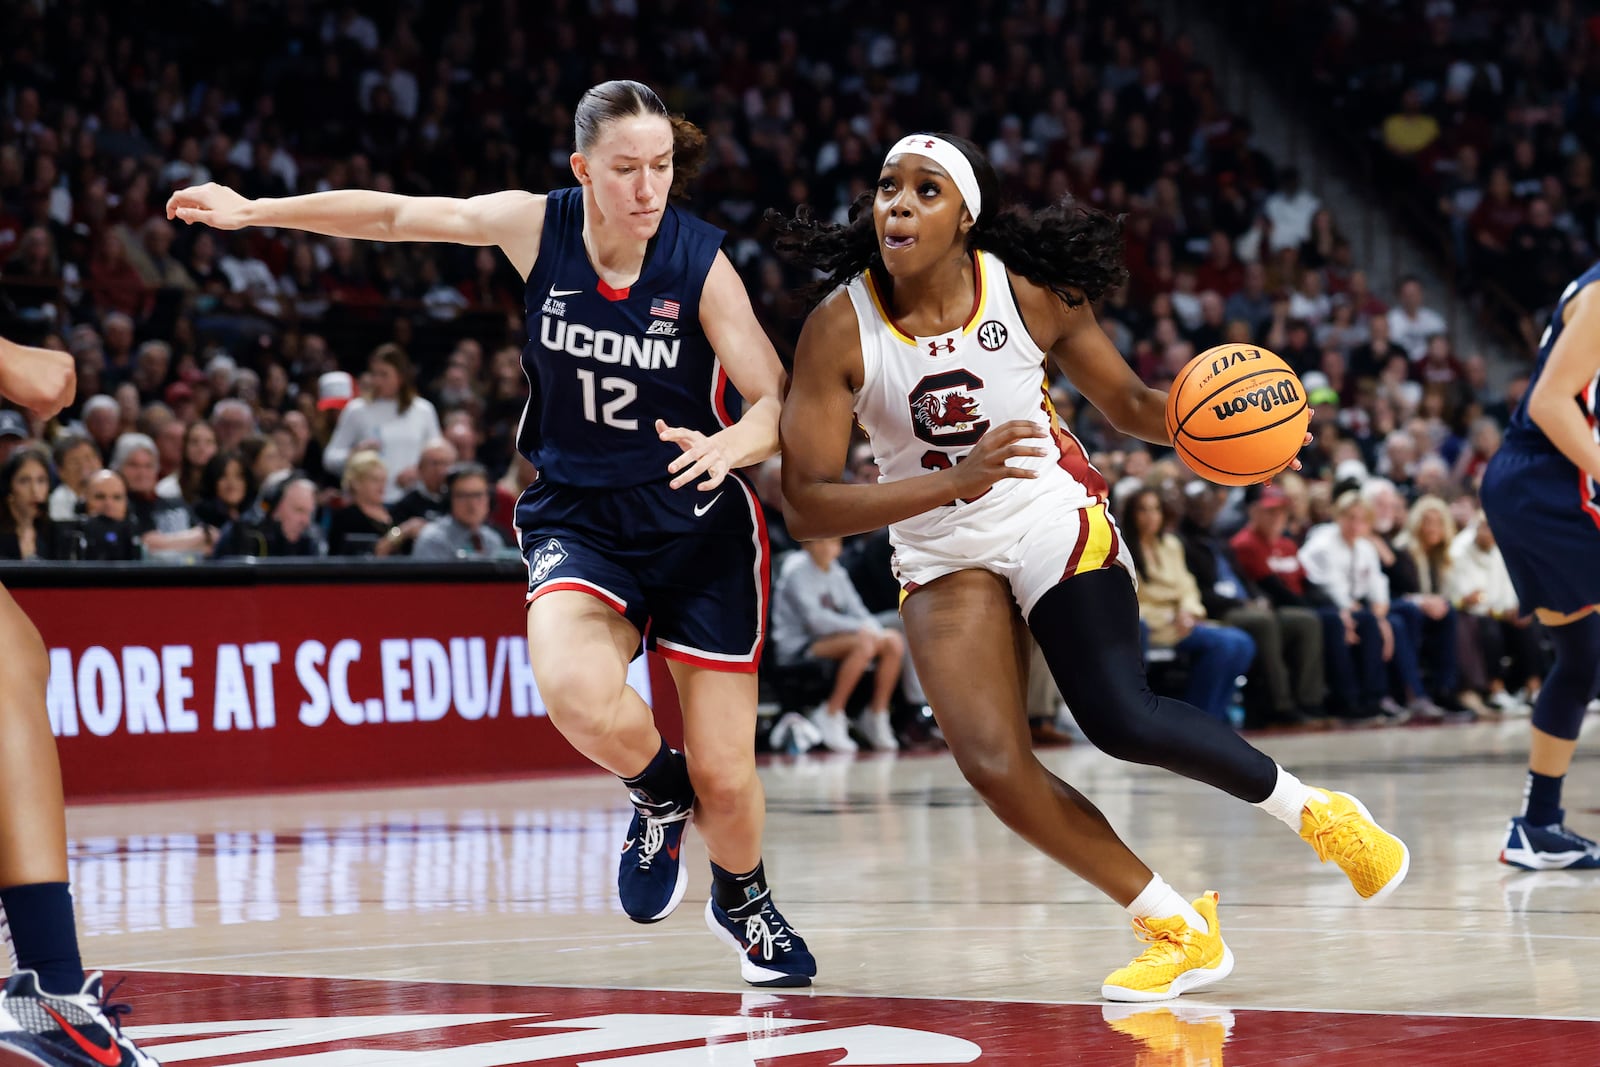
[323,344,440,500]
[1263,168,1322,252]
[1385,495,1466,717]
[214,473,323,558]
[47,433,99,521]
[328,449,422,556]
[111,433,212,557]
[238,433,289,485]
[156,420,218,503]
[1121,488,1256,725]
[0,447,58,560]
[77,469,140,562]
[391,437,457,524]
[192,451,257,530]
[0,410,31,468]
[1300,491,1442,720]
[1381,88,1440,158]
[770,536,903,753]
[1386,277,1447,362]
[412,463,506,560]
[1448,514,1545,715]
[1178,482,1324,727]
[210,398,257,451]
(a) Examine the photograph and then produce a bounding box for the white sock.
[1125,874,1207,934]
[1257,766,1323,830]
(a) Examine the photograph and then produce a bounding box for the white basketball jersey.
[845,250,1111,552]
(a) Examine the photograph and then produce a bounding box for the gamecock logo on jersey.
[908,370,990,446]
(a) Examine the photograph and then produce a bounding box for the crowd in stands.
[0,0,1552,746]
[1227,0,1600,346]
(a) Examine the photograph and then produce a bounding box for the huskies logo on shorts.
[977,320,1008,351]
[529,538,568,583]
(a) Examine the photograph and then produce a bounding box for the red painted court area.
[46,972,1600,1066]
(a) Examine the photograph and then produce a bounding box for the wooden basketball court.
[50,719,1600,1064]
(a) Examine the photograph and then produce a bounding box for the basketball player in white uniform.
[774,133,1409,1001]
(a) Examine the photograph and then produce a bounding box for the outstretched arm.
[778,293,1047,540]
[0,337,75,418]
[1528,282,1600,482]
[167,184,546,279]
[1038,290,1170,446]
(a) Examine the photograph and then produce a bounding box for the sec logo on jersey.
[977,320,1008,351]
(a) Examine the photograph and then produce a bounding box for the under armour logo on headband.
[885,134,983,221]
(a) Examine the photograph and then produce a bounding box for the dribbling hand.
[948,420,1049,499]
[166,183,252,229]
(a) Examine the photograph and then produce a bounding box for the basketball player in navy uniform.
[168,81,814,986]
[773,134,1406,1000]
[1482,263,1600,870]
[0,336,163,1065]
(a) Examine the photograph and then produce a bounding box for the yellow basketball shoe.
[1102,1001,1236,1067]
[1101,891,1233,1003]
[1300,788,1410,902]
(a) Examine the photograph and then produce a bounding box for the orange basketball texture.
[1165,344,1310,487]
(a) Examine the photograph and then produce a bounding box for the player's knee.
[689,759,758,815]
[950,736,1027,798]
[878,630,904,657]
[1067,690,1157,763]
[537,666,629,736]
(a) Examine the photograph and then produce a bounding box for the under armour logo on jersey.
[977,320,1008,351]
[927,338,957,356]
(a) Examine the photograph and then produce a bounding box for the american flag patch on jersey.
[649,297,681,320]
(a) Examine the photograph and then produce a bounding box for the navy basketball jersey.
[1506,259,1600,454]
[517,187,739,487]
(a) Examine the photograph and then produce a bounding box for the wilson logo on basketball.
[1212,379,1301,421]
[977,320,1008,351]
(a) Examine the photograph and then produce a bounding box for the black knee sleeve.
[1027,568,1278,801]
[1532,615,1600,742]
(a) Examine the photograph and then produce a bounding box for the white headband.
[884,134,982,221]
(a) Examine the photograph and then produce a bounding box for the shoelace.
[1305,807,1368,866]
[740,906,794,961]
[633,806,690,871]
[1127,918,1200,969]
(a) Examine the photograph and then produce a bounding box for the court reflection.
[67,808,631,937]
[1101,1002,1234,1066]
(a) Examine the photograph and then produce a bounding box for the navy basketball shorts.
[1481,443,1600,615]
[515,473,769,672]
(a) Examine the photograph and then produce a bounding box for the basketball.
[1165,343,1310,486]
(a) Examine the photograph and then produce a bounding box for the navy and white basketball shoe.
[1501,813,1600,870]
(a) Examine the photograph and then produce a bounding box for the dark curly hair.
[768,134,1127,309]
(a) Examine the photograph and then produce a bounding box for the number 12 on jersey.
[576,368,639,430]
